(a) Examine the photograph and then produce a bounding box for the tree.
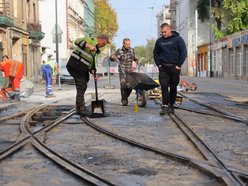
[94,0,118,43]
[197,0,223,31]
[223,0,248,34]
[197,0,248,38]
[134,38,156,65]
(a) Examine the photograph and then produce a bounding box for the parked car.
[59,63,75,84]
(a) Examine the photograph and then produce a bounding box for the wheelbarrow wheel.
[137,90,148,107]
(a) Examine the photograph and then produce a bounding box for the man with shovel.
[66,33,110,116]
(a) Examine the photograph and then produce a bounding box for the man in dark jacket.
[66,33,109,116]
[153,23,187,115]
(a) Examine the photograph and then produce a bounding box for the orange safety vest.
[0,59,24,79]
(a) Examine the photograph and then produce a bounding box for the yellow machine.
[148,79,183,105]
[148,79,162,99]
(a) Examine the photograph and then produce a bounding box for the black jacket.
[153,31,187,67]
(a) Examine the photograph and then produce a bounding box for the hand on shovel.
[90,69,98,80]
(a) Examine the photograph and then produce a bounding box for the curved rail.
[20,106,115,185]
[169,113,244,186]
[178,92,248,125]
[0,104,115,185]
[81,116,247,185]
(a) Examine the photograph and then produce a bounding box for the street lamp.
[209,0,213,77]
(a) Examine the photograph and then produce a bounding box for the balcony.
[0,1,13,27]
[27,20,45,40]
[0,15,14,27]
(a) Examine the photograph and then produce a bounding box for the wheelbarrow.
[126,72,160,107]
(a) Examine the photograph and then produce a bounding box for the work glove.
[90,68,96,75]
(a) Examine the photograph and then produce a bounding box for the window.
[229,48,234,75]
[236,47,242,76]
[244,45,248,76]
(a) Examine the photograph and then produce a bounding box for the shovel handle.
[93,71,98,101]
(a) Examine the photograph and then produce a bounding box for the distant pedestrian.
[110,38,139,106]
[41,60,45,84]
[41,54,57,97]
[66,33,109,116]
[153,23,187,115]
[0,55,24,101]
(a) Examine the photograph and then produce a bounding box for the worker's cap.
[98,33,110,44]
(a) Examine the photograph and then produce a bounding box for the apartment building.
[0,0,44,82]
[163,0,248,80]
[40,0,94,65]
[156,5,170,38]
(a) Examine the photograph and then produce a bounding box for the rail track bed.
[0,90,247,185]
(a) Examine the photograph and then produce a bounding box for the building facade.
[40,0,94,66]
[156,5,170,38]
[168,0,248,80]
[209,30,248,80]
[0,0,44,82]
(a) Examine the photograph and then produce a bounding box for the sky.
[109,0,170,47]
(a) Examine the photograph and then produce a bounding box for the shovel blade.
[91,100,105,116]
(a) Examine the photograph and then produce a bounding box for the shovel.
[91,71,105,117]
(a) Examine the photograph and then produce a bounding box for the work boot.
[75,105,80,115]
[46,93,56,98]
[14,94,20,101]
[80,108,92,117]
[121,100,128,106]
[159,105,174,115]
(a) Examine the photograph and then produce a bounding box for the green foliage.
[94,0,118,43]
[223,0,248,33]
[212,24,225,39]
[134,38,156,65]
[197,0,248,38]
[197,0,210,22]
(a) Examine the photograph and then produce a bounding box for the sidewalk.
[180,76,248,102]
[1,75,247,110]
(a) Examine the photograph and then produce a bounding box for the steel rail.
[154,98,246,185]
[169,113,244,186]
[178,92,248,125]
[81,116,238,184]
[0,107,38,122]
[19,105,116,186]
[175,105,248,123]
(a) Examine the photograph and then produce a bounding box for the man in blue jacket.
[153,23,187,115]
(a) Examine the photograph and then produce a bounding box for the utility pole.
[209,0,213,77]
[195,10,198,77]
[55,0,61,89]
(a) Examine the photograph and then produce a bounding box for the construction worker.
[0,55,24,101]
[41,54,57,97]
[66,33,110,116]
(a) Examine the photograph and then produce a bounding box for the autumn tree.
[94,0,118,43]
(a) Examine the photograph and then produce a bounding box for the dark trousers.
[67,57,89,111]
[119,72,132,102]
[159,65,181,106]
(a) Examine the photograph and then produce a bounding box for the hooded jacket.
[153,31,187,67]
